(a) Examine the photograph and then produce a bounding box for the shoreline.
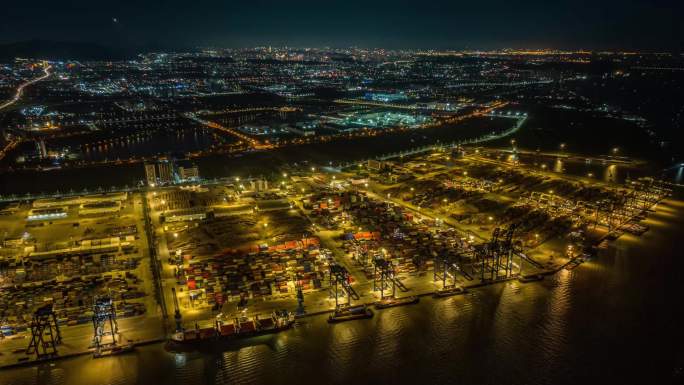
[0,259,567,370]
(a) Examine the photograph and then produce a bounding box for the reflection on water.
[554,159,564,173]
[80,127,223,162]
[603,164,618,183]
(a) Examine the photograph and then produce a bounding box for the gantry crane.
[329,264,359,308]
[434,252,473,289]
[92,296,118,355]
[26,304,62,359]
[172,287,183,332]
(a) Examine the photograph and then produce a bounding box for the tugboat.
[167,310,295,350]
[374,296,419,309]
[328,304,373,323]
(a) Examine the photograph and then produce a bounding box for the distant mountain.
[0,40,135,62]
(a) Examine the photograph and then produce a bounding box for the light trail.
[0,64,52,111]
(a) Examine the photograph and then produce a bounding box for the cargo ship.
[328,304,373,323]
[167,310,294,350]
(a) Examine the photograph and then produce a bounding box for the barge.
[328,305,373,323]
[434,286,467,298]
[375,296,419,309]
[518,273,545,283]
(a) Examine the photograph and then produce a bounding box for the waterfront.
[1,39,683,385]
[0,116,510,195]
[2,192,682,385]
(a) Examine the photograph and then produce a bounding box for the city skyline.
[0,0,682,51]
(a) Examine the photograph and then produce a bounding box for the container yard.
[0,192,159,363]
[153,147,668,332]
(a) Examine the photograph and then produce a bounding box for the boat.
[167,310,294,349]
[328,305,373,323]
[518,273,545,283]
[93,344,135,358]
[374,296,419,309]
[434,286,467,298]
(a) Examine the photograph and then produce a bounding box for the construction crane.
[26,304,62,359]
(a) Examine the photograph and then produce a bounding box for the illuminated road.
[185,113,273,150]
[0,64,52,111]
[0,139,21,162]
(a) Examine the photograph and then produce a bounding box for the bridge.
[184,113,273,150]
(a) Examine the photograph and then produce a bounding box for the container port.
[0,146,671,364]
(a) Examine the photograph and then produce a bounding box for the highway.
[0,65,51,161]
[0,64,52,111]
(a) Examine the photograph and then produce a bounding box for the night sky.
[1,0,682,50]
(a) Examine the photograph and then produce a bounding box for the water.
[0,117,509,195]
[2,194,683,385]
[77,126,226,162]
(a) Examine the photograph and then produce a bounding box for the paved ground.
[0,193,165,368]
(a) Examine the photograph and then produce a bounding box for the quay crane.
[372,258,408,299]
[172,287,183,332]
[293,273,306,315]
[329,264,359,308]
[26,304,62,359]
[92,296,119,356]
[433,252,473,290]
[474,223,543,281]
